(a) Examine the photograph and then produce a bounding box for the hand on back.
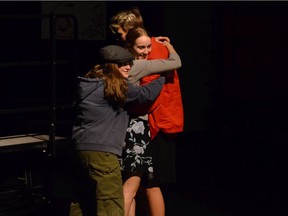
[155,36,170,44]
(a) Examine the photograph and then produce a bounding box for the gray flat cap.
[100,45,134,63]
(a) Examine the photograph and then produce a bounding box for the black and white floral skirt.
[120,117,153,175]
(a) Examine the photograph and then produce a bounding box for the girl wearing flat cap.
[70,45,166,216]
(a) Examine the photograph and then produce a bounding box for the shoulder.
[78,76,101,82]
[151,37,165,49]
[149,37,168,59]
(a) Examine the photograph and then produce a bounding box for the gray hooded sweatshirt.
[72,76,165,156]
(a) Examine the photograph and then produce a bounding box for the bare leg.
[128,198,136,216]
[145,187,165,216]
[123,176,141,216]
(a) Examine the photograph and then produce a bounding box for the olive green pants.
[70,151,124,216]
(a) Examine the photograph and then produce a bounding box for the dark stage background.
[0,1,288,216]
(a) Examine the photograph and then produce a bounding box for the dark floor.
[0,130,288,216]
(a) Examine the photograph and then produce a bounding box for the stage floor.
[0,131,287,216]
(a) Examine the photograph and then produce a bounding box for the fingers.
[155,36,170,43]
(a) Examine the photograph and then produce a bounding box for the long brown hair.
[85,63,128,108]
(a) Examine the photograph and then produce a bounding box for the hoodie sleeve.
[125,76,165,104]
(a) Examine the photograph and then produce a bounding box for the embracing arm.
[125,76,165,104]
[128,40,181,84]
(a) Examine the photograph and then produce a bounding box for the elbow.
[176,59,182,69]
[174,54,182,69]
